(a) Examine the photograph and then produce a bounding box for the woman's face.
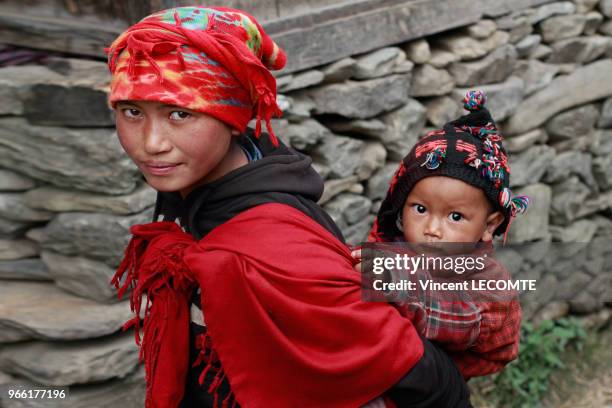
[115,100,240,196]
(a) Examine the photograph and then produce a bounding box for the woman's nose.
[143,119,172,155]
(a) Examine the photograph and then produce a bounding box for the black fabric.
[388,336,473,408]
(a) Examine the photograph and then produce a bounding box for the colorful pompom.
[499,188,530,217]
[463,90,487,112]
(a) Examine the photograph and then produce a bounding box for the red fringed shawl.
[112,203,423,407]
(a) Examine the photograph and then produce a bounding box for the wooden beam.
[0,0,558,71]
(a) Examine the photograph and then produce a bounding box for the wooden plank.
[268,0,485,73]
[0,0,558,72]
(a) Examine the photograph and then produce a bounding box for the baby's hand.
[351,248,362,273]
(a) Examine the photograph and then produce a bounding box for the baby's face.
[115,100,239,197]
[401,176,504,243]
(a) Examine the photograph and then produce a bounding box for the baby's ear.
[482,211,505,242]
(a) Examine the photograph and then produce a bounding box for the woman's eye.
[170,111,191,120]
[449,212,463,222]
[122,108,141,118]
[412,204,426,214]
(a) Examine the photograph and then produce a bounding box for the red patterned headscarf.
[107,6,286,145]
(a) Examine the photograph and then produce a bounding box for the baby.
[356,91,528,379]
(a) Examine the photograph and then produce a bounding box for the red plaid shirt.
[394,264,522,379]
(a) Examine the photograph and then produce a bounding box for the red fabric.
[112,203,423,407]
[107,7,285,144]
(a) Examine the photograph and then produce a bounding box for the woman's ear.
[482,211,505,242]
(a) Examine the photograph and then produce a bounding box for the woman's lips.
[143,162,181,176]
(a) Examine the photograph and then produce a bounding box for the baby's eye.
[122,108,142,119]
[449,212,463,222]
[412,204,427,214]
[169,111,191,120]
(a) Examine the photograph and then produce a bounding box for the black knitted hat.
[371,91,529,243]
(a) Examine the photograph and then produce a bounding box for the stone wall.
[1,1,612,405]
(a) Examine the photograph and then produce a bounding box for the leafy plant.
[472,317,587,408]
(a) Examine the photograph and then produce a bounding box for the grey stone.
[1,368,145,408]
[311,134,364,178]
[348,183,364,195]
[371,200,382,214]
[403,39,431,64]
[0,193,53,222]
[0,333,138,386]
[409,65,455,97]
[0,281,131,342]
[570,275,609,313]
[574,0,601,13]
[0,170,37,192]
[494,248,524,274]
[0,118,140,195]
[321,57,357,83]
[516,34,542,58]
[544,150,598,190]
[480,31,511,53]
[449,44,518,87]
[575,189,612,219]
[532,44,553,59]
[275,118,330,151]
[548,35,611,63]
[530,1,577,24]
[598,97,612,128]
[324,193,372,225]
[507,18,535,43]
[505,59,612,135]
[343,215,375,245]
[41,251,119,303]
[550,219,599,242]
[592,130,612,155]
[0,217,31,238]
[279,69,324,92]
[275,74,293,90]
[0,258,50,281]
[551,176,593,224]
[392,58,415,75]
[584,11,605,35]
[509,144,556,187]
[0,65,62,115]
[24,184,156,216]
[557,272,591,300]
[435,34,488,61]
[366,163,399,200]
[600,0,612,17]
[308,74,411,119]
[467,20,497,39]
[424,96,462,128]
[521,240,552,264]
[23,61,113,127]
[551,130,600,153]
[35,208,153,267]
[429,49,459,68]
[354,47,404,79]
[312,162,331,180]
[532,301,569,325]
[546,104,600,141]
[513,59,560,96]
[377,99,427,161]
[357,142,387,180]
[325,118,386,138]
[282,94,315,121]
[592,154,612,189]
[539,14,588,42]
[507,183,552,243]
[0,239,38,260]
[599,19,612,35]
[496,11,534,30]
[505,129,547,153]
[452,76,525,121]
[319,176,359,206]
[590,214,612,236]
